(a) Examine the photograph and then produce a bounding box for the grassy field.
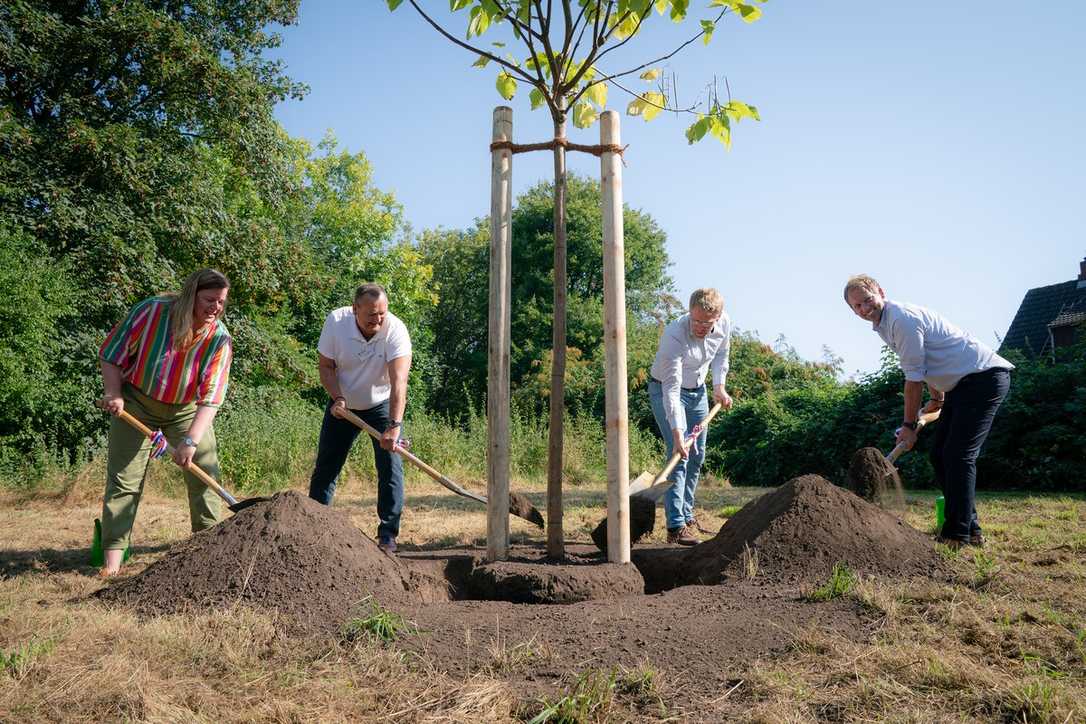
[1,462,1084,722]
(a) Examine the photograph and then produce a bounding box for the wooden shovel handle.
[337,409,487,505]
[650,401,725,488]
[885,408,942,464]
[114,409,238,506]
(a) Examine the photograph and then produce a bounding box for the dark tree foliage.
[418,174,674,419]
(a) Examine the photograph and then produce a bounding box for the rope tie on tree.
[489,138,628,160]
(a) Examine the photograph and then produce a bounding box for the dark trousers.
[930,367,1010,541]
[308,400,404,540]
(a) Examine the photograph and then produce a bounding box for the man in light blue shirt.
[844,275,1012,548]
[648,288,734,546]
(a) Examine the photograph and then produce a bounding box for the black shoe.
[969,533,985,547]
[935,535,965,550]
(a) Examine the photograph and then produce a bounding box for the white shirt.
[875,300,1012,393]
[650,312,732,431]
[317,307,412,410]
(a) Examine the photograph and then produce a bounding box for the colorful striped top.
[99,297,233,407]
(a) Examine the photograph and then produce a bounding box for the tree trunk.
[546,105,568,558]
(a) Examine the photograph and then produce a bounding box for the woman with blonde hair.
[97,269,233,575]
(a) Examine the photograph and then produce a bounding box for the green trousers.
[101,384,223,550]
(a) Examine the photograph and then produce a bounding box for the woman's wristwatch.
[182,435,196,448]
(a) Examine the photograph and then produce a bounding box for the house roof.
[1001,279,1086,356]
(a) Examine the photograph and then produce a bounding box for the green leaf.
[529,87,545,110]
[628,92,666,121]
[495,71,517,100]
[701,19,715,45]
[585,81,607,108]
[642,91,666,120]
[617,13,641,39]
[387,0,404,9]
[640,68,661,81]
[451,0,472,10]
[654,0,669,14]
[724,100,761,122]
[709,114,732,149]
[685,115,710,144]
[467,5,491,38]
[572,102,599,129]
[492,41,506,48]
[670,0,689,21]
[737,3,763,22]
[472,55,490,69]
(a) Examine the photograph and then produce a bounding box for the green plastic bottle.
[935,495,945,530]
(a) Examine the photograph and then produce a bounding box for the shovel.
[592,402,725,551]
[846,408,942,505]
[91,409,266,567]
[111,409,266,513]
[886,409,941,463]
[337,408,545,529]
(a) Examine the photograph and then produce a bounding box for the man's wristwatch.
[388,421,402,429]
[902,421,918,431]
[182,435,196,448]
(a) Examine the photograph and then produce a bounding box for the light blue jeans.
[648,379,709,530]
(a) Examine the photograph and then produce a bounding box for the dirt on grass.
[90,473,949,704]
[96,491,447,634]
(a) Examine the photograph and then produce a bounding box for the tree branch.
[595,8,728,78]
[405,0,537,84]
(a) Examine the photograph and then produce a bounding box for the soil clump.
[96,491,444,633]
[847,446,905,506]
[588,495,656,552]
[674,474,942,587]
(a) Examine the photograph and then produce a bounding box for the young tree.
[387,0,765,555]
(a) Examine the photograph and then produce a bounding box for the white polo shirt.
[317,307,412,410]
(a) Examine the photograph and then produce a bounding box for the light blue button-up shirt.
[875,300,1012,393]
[650,312,732,431]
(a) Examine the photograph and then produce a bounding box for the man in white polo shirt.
[309,283,412,553]
[648,287,735,546]
[844,274,1013,549]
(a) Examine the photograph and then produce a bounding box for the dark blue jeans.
[931,367,1010,542]
[308,400,404,541]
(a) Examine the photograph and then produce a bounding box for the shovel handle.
[114,410,239,507]
[337,409,487,505]
[885,409,942,464]
[650,401,724,487]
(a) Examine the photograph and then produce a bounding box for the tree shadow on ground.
[1,543,172,577]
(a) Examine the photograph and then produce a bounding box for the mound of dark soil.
[847,446,903,503]
[676,474,942,586]
[97,491,443,633]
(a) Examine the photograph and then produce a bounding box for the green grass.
[1,638,55,679]
[804,563,857,602]
[528,669,619,724]
[341,597,416,644]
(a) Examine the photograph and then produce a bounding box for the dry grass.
[2,474,1084,722]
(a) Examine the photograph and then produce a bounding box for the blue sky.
[269,2,1084,378]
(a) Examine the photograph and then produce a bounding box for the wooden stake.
[546,104,568,558]
[487,106,513,561]
[600,110,630,564]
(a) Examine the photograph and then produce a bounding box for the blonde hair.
[843,274,880,303]
[168,269,230,347]
[689,288,724,316]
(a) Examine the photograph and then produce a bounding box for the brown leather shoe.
[969,533,986,547]
[687,517,714,535]
[667,526,700,546]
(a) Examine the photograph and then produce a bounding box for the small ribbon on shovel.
[149,430,169,460]
[684,419,708,456]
